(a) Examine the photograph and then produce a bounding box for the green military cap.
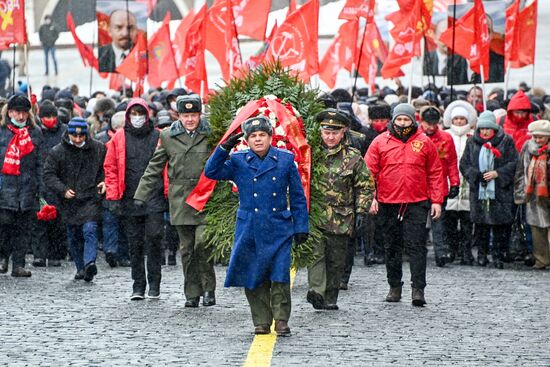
[316,108,350,130]
[241,115,273,138]
[176,94,202,113]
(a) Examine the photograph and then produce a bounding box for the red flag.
[116,33,148,83]
[506,0,537,69]
[181,5,208,94]
[245,22,278,69]
[225,0,243,79]
[439,0,489,80]
[338,0,376,22]
[0,0,27,47]
[97,12,112,46]
[381,0,431,79]
[319,20,358,89]
[109,73,125,91]
[232,0,271,40]
[148,13,178,87]
[173,9,195,75]
[206,0,242,81]
[266,0,319,81]
[287,0,298,16]
[358,22,391,90]
[67,12,98,70]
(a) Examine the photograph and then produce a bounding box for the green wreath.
[203,62,327,269]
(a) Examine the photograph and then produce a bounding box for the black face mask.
[389,122,417,142]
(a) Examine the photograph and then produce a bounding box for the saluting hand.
[221,132,244,151]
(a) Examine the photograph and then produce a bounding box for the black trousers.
[378,201,429,289]
[32,216,67,260]
[473,223,511,261]
[120,213,164,293]
[444,210,473,257]
[0,209,32,268]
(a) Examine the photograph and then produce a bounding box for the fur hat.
[368,104,391,121]
[443,100,478,128]
[176,94,201,113]
[7,94,31,112]
[94,98,116,115]
[241,115,273,138]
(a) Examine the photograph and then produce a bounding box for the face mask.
[10,118,26,128]
[130,115,146,128]
[370,120,388,133]
[450,124,471,136]
[69,139,86,148]
[42,117,57,129]
[170,102,177,111]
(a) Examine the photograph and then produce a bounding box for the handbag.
[508,206,528,261]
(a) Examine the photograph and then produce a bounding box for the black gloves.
[294,233,309,245]
[355,213,368,235]
[221,132,244,151]
[448,186,459,199]
[134,199,146,210]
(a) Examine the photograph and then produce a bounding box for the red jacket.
[419,126,460,196]
[104,129,127,200]
[502,90,534,152]
[365,129,445,204]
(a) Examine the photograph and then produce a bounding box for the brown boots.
[386,285,426,306]
[411,288,426,307]
[385,286,402,302]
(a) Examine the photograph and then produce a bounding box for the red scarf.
[1,124,35,176]
[526,145,549,199]
[482,142,501,158]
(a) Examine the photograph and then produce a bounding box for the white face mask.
[450,124,471,136]
[130,115,146,128]
[170,101,177,111]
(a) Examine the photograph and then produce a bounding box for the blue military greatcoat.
[205,146,309,289]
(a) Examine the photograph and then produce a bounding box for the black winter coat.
[459,128,518,225]
[121,126,165,215]
[0,122,44,212]
[43,133,106,225]
[40,123,67,205]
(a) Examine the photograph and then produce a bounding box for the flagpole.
[504,65,510,100]
[449,0,458,101]
[408,57,415,103]
[352,19,368,101]
[11,45,16,94]
[89,24,96,97]
[24,44,30,101]
[480,64,487,110]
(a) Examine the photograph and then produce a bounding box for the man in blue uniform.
[204,116,309,336]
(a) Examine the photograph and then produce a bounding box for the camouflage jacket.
[320,143,374,236]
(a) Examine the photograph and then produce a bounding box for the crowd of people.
[0,79,549,335]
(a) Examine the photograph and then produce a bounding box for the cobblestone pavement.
[1,250,550,366]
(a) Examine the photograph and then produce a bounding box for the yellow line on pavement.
[243,268,297,367]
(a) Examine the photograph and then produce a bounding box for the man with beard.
[366,103,444,306]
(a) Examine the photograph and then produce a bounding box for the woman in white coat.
[443,101,477,265]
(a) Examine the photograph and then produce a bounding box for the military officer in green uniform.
[307,109,374,310]
[134,94,216,308]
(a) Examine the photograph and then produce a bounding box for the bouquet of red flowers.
[37,198,57,221]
